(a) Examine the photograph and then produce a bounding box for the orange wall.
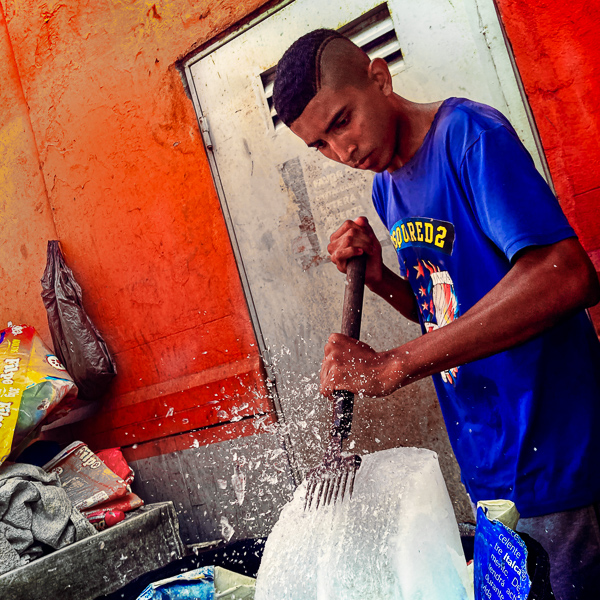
[495,0,600,331]
[1,0,275,452]
[2,0,599,454]
[495,0,600,256]
[0,5,58,339]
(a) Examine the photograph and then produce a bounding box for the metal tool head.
[303,256,366,512]
[304,452,361,511]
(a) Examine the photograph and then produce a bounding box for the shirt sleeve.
[459,125,576,262]
[371,174,408,277]
[371,174,388,230]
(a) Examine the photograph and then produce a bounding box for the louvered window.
[261,4,403,131]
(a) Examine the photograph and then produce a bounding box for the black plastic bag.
[41,241,116,400]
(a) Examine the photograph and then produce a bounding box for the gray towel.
[0,462,96,575]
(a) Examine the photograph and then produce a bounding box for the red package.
[96,447,135,486]
[43,441,128,510]
[81,492,144,517]
[88,510,125,531]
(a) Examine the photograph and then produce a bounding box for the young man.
[273,29,600,598]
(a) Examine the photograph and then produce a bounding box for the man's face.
[290,81,398,173]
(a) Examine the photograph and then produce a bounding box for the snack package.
[136,566,256,600]
[0,325,78,464]
[474,502,553,599]
[83,492,144,531]
[87,509,126,531]
[43,440,129,510]
[477,499,520,531]
[81,491,144,518]
[96,447,135,486]
[474,504,530,599]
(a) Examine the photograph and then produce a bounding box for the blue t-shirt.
[372,98,600,518]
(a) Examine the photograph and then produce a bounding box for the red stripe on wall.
[43,357,275,451]
[120,413,278,461]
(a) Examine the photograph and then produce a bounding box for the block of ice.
[255,447,473,600]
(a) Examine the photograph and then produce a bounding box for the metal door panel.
[185,0,546,510]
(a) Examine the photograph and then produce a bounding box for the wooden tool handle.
[332,254,367,440]
[340,255,367,339]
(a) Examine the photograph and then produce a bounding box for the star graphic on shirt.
[414,261,425,279]
[419,285,427,297]
[421,301,429,312]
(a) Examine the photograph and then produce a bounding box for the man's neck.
[387,97,443,172]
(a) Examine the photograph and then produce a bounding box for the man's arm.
[320,235,600,397]
[328,216,419,322]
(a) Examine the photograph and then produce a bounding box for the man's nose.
[331,138,357,165]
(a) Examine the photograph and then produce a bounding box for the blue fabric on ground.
[136,565,214,600]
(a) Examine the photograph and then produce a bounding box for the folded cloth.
[0,462,95,575]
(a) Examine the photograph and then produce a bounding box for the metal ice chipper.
[304,254,366,510]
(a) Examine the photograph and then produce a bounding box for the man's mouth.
[355,152,372,170]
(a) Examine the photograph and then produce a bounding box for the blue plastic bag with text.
[474,506,531,600]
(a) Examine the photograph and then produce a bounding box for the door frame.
[182,0,302,484]
[180,0,553,487]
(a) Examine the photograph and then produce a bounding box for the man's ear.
[368,57,393,95]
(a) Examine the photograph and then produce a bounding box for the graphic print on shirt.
[390,217,460,385]
[389,217,455,255]
[417,260,460,384]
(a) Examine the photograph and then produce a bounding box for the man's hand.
[328,216,420,323]
[320,237,600,400]
[319,333,405,398]
[328,216,384,289]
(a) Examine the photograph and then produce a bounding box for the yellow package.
[0,325,78,464]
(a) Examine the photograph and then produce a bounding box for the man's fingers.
[319,360,330,397]
[354,215,375,236]
[329,219,359,242]
[329,217,374,246]
[321,334,344,396]
[327,234,369,256]
[328,246,365,273]
[326,216,383,280]
[319,358,341,397]
[320,334,361,396]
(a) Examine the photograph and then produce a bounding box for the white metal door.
[185,0,546,492]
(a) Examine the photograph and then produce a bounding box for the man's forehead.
[290,85,346,143]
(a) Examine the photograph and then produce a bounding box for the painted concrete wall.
[495,0,600,255]
[1,0,599,536]
[1,0,277,454]
[0,5,58,338]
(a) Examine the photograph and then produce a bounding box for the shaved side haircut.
[273,29,371,127]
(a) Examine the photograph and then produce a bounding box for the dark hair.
[273,29,345,127]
